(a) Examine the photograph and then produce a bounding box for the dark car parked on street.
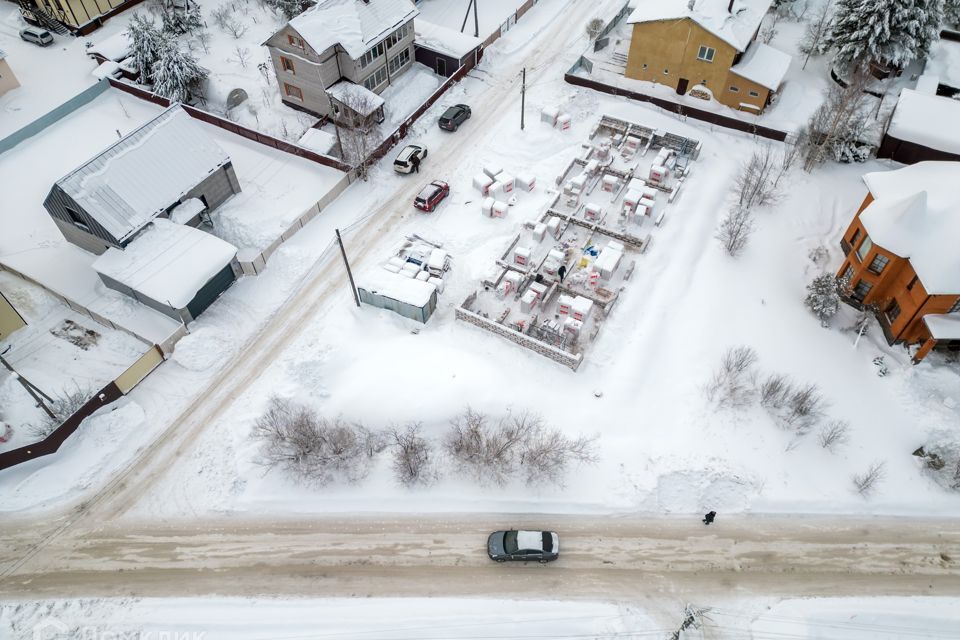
[413,180,450,212]
[487,530,559,563]
[439,104,471,131]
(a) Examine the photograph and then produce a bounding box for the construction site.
[457,115,702,370]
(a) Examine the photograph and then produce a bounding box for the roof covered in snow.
[326,80,385,114]
[924,313,960,340]
[289,0,418,60]
[414,19,481,59]
[627,0,773,52]
[359,267,436,308]
[887,89,960,156]
[924,38,960,90]
[297,128,338,155]
[729,41,791,90]
[91,60,121,80]
[860,162,960,295]
[87,31,131,61]
[54,106,231,244]
[92,219,237,309]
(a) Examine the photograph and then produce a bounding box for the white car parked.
[393,144,428,174]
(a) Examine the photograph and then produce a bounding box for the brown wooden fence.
[107,79,353,172]
[565,69,791,142]
[0,382,123,470]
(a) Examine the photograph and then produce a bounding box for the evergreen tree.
[127,13,165,80]
[152,46,208,103]
[805,273,842,327]
[162,0,204,35]
[824,0,944,72]
[946,0,960,27]
[266,0,314,20]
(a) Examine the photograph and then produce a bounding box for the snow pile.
[92,219,237,309]
[289,0,418,59]
[58,106,231,243]
[924,38,960,91]
[627,0,774,51]
[859,161,960,294]
[86,30,131,61]
[887,89,960,155]
[171,326,239,372]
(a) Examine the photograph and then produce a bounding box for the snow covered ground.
[1,595,957,640]
[415,0,532,39]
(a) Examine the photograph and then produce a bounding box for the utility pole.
[336,228,361,308]
[460,0,479,38]
[520,67,526,130]
[0,348,56,420]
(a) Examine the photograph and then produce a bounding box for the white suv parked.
[393,144,427,174]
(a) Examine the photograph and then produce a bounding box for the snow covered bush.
[914,441,960,491]
[160,0,204,35]
[444,408,597,486]
[261,0,314,20]
[211,2,247,38]
[27,384,94,439]
[801,72,873,170]
[783,383,827,433]
[704,346,758,408]
[391,423,437,487]
[804,272,842,327]
[852,460,886,497]
[252,397,380,485]
[759,373,795,410]
[585,18,605,40]
[127,13,165,80]
[151,46,208,102]
[818,419,851,451]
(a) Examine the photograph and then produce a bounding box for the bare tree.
[391,423,436,487]
[333,91,382,180]
[705,346,758,408]
[521,426,597,485]
[799,0,834,69]
[818,419,850,451]
[759,373,795,410]
[783,383,826,433]
[585,17,605,40]
[27,384,94,439]
[802,68,872,171]
[852,460,887,496]
[233,46,251,68]
[252,397,379,485]
[716,205,756,257]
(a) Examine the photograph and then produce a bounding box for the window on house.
[281,57,295,74]
[856,235,873,262]
[359,42,385,69]
[851,279,873,302]
[388,47,410,74]
[65,207,89,231]
[729,85,739,92]
[842,265,854,284]
[886,299,901,323]
[906,275,919,291]
[287,34,304,49]
[850,228,861,246]
[868,253,889,275]
[697,45,715,62]
[949,298,960,313]
[385,22,410,49]
[283,83,303,101]
[362,65,388,91]
[748,90,760,97]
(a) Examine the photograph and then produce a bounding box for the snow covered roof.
[924,313,960,340]
[91,60,121,80]
[326,80,385,115]
[92,219,237,309]
[914,73,940,94]
[627,0,773,52]
[414,19,481,59]
[729,41,790,90]
[297,128,337,155]
[87,31,131,61]
[289,0,418,60]
[360,267,436,308]
[924,39,960,90]
[887,89,960,156]
[169,197,205,224]
[54,106,231,244]
[860,162,960,295]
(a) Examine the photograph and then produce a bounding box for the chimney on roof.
[728,0,734,12]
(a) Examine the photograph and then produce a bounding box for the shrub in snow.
[824,0,943,72]
[705,346,758,408]
[818,419,851,451]
[391,423,437,487]
[263,0,315,20]
[585,18,605,40]
[211,2,248,38]
[914,442,960,491]
[151,45,208,103]
[759,373,794,410]
[852,460,886,497]
[804,272,842,327]
[801,71,873,170]
[252,397,380,485]
[783,383,826,434]
[27,384,94,439]
[444,408,597,486]
[715,205,755,257]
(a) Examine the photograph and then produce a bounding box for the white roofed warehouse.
[834,162,960,363]
[43,106,241,256]
[623,0,791,113]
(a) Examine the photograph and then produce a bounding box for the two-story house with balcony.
[836,162,960,362]
[263,0,418,126]
[624,0,791,113]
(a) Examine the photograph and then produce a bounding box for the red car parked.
[414,180,450,212]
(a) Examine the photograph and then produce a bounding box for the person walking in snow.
[702,511,716,525]
[558,264,567,282]
[411,154,421,173]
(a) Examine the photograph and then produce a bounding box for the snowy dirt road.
[1,514,958,600]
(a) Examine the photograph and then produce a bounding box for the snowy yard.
[415,0,533,39]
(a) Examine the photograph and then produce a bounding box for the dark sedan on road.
[439,104,471,131]
[487,530,559,563]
